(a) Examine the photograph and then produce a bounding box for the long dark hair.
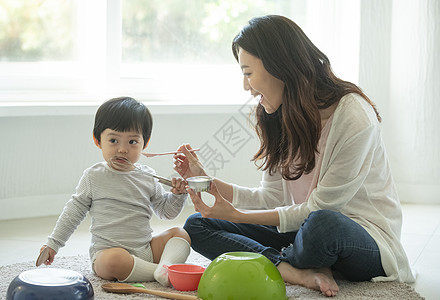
[232,15,380,180]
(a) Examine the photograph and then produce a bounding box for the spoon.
[109,156,173,187]
[101,283,200,300]
[143,148,200,158]
[36,246,50,267]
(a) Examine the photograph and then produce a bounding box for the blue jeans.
[184,210,386,281]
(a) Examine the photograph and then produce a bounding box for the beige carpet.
[1,252,423,299]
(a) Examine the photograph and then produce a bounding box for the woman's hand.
[173,144,207,179]
[186,181,240,222]
[187,181,282,227]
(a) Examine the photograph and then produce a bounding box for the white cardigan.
[232,94,415,283]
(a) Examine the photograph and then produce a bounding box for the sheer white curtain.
[360,0,440,204]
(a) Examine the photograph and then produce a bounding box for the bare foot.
[312,268,339,297]
[278,262,339,297]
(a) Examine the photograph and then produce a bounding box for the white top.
[232,93,415,283]
[46,162,187,261]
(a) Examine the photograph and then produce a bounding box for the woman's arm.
[212,177,234,202]
[235,209,281,226]
[187,182,281,226]
[174,144,287,208]
[174,140,292,226]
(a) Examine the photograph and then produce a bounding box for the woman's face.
[238,48,285,114]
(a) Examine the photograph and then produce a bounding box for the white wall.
[0,105,262,220]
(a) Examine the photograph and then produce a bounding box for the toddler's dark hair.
[93,97,152,147]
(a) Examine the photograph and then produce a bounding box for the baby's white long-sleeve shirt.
[46,162,186,261]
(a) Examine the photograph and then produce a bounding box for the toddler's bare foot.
[278,262,339,297]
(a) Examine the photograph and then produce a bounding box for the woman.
[175,15,414,297]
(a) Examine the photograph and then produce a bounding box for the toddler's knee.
[96,248,130,274]
[168,227,191,244]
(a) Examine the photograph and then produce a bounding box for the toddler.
[38,97,190,286]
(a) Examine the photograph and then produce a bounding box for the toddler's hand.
[171,178,187,195]
[37,245,56,266]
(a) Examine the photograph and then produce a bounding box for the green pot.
[197,252,287,300]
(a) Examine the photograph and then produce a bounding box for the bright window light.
[0,0,359,105]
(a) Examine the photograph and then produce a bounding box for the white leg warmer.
[154,237,191,286]
[120,255,157,282]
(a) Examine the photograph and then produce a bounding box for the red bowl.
[166,264,205,291]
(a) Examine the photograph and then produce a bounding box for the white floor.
[1,203,439,299]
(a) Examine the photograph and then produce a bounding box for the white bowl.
[186,176,213,192]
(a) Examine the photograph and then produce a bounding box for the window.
[0,0,106,102]
[0,0,360,104]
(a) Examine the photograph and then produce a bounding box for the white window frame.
[0,0,360,107]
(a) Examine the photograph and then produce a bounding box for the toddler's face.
[98,129,145,171]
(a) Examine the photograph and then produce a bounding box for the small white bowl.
[186,176,213,192]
